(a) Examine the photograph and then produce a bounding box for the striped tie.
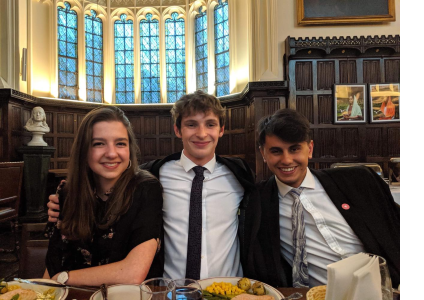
[290,187,309,288]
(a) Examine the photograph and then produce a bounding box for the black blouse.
[45,179,163,278]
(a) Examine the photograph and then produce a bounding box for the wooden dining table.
[66,287,310,300]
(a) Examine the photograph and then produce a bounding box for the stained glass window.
[165,12,186,103]
[58,2,78,100]
[114,14,134,104]
[214,0,230,97]
[140,14,160,103]
[85,10,103,103]
[195,9,208,93]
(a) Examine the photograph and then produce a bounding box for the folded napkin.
[325,253,382,300]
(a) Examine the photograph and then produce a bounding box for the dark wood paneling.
[387,128,400,157]
[144,138,157,156]
[144,117,156,135]
[366,128,383,157]
[159,138,172,156]
[57,113,74,134]
[295,62,313,91]
[231,134,246,155]
[318,95,332,124]
[317,61,335,90]
[128,116,141,134]
[216,134,229,155]
[339,60,357,83]
[318,129,336,158]
[341,128,359,158]
[159,116,172,135]
[261,98,281,117]
[230,107,245,130]
[384,59,400,83]
[12,106,21,131]
[57,138,74,158]
[296,95,313,123]
[363,60,381,83]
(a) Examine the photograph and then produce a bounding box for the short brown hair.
[171,90,226,131]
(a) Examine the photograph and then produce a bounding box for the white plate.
[198,277,284,299]
[7,279,68,300]
[90,284,141,300]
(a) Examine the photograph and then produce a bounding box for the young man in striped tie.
[255,108,400,289]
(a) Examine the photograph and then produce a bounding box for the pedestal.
[17,146,56,223]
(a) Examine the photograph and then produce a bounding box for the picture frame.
[334,84,367,124]
[369,83,400,123]
[297,0,396,25]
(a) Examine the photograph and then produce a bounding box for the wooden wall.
[0,35,400,182]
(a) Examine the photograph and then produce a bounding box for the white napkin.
[325,253,381,300]
[346,256,382,300]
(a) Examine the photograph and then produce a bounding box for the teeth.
[280,167,295,172]
[104,163,118,167]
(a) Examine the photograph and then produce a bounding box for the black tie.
[185,166,205,280]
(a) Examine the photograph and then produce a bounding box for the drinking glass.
[172,279,203,300]
[140,277,175,300]
[366,254,393,300]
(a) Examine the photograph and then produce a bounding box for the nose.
[196,124,207,139]
[105,145,118,158]
[280,153,293,165]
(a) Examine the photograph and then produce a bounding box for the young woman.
[44,106,163,286]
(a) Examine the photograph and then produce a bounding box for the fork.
[100,283,108,300]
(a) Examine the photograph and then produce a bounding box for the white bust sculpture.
[24,106,50,146]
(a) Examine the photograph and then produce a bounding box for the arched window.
[195,9,208,93]
[140,13,160,103]
[165,12,186,103]
[58,2,78,100]
[85,10,103,103]
[214,0,229,97]
[114,14,134,104]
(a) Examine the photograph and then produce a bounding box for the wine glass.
[172,278,203,300]
[140,277,175,300]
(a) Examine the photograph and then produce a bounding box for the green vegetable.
[11,294,20,300]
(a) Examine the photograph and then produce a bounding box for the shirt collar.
[275,167,315,197]
[179,150,216,174]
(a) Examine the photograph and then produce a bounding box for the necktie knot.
[193,166,205,177]
[289,187,304,198]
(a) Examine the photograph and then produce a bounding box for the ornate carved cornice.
[286,35,400,57]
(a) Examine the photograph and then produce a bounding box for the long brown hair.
[61,106,157,241]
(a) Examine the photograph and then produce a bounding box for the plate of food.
[199,277,284,300]
[90,284,142,300]
[0,279,68,300]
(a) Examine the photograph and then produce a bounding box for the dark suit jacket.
[255,166,400,288]
[141,152,262,279]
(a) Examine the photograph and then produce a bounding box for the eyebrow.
[91,137,129,142]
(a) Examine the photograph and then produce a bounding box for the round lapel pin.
[342,203,350,210]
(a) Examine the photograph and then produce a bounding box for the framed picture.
[334,84,367,124]
[369,83,400,123]
[297,0,395,25]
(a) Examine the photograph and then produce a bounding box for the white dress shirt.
[160,151,244,279]
[276,168,365,287]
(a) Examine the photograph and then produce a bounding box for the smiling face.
[349,96,354,105]
[174,110,224,166]
[87,121,130,190]
[260,134,313,188]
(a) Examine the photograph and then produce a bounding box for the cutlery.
[283,292,303,300]
[100,283,108,300]
[14,278,98,292]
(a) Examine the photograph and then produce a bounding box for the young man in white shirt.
[47,91,261,280]
[254,108,400,288]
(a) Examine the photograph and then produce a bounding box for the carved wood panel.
[216,134,229,155]
[57,138,74,158]
[341,128,359,158]
[128,117,141,134]
[339,60,357,83]
[231,134,246,155]
[0,137,3,158]
[12,106,21,131]
[363,60,381,83]
[261,98,281,117]
[296,95,313,123]
[144,117,156,135]
[57,113,74,134]
[318,95,332,124]
[384,59,400,83]
[318,129,336,158]
[159,116,172,135]
[295,62,313,90]
[143,138,157,156]
[366,128,382,157]
[174,137,183,153]
[317,61,335,90]
[230,107,246,130]
[159,138,172,156]
[387,128,400,156]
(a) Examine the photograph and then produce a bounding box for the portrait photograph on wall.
[334,84,367,124]
[369,83,400,123]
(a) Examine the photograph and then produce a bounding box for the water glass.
[366,254,393,300]
[140,277,175,300]
[172,279,203,300]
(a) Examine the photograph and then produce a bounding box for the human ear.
[308,140,314,159]
[219,125,224,138]
[174,124,182,138]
